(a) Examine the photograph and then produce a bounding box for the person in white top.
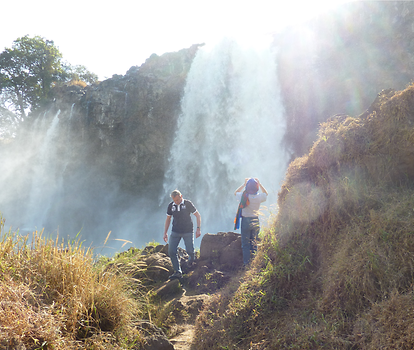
[234,178,268,266]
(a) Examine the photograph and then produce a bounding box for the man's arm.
[163,215,172,243]
[193,211,201,238]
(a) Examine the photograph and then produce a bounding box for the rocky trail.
[140,231,243,350]
[170,324,195,350]
[151,275,214,350]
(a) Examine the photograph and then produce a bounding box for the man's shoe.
[169,271,182,280]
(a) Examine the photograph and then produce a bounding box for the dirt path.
[169,324,195,350]
[166,285,210,350]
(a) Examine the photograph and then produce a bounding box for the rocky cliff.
[48,44,201,194]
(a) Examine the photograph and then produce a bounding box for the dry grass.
[0,218,143,349]
[68,79,88,88]
[194,84,414,349]
[0,215,198,349]
[353,290,414,349]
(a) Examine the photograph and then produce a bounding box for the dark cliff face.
[49,44,201,195]
[276,1,414,159]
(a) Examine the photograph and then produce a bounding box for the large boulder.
[199,232,243,270]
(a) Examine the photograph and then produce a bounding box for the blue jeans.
[168,231,194,273]
[241,217,260,265]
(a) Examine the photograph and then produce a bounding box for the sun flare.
[1,0,353,81]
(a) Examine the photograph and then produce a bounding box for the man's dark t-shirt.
[167,199,197,233]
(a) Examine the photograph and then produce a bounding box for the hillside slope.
[194,85,414,349]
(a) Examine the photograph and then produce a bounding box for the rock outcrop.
[46,44,202,194]
[130,231,243,298]
[199,231,243,270]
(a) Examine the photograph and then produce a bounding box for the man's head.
[171,190,183,205]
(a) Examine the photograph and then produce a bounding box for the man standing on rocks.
[164,190,201,279]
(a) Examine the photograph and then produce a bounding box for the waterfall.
[124,92,128,117]
[69,103,75,119]
[162,38,289,234]
[23,110,61,230]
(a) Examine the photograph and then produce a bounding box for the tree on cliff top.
[0,35,98,120]
[0,35,65,118]
[64,64,98,86]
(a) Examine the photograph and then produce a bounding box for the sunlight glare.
[182,0,352,53]
[0,0,353,80]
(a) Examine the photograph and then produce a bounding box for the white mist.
[162,38,289,235]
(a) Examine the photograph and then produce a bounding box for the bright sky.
[1,0,352,80]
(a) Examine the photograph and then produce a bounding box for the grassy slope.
[0,226,194,349]
[194,85,414,349]
[0,226,146,349]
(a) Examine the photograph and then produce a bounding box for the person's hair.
[171,190,182,198]
[246,178,259,195]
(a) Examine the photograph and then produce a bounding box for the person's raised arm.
[193,211,201,238]
[234,178,249,195]
[255,178,268,195]
[163,215,172,243]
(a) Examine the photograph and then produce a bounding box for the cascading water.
[162,38,289,235]
[24,110,61,230]
[69,103,75,119]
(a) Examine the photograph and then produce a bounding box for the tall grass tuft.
[0,216,142,349]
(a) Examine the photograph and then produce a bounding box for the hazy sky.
[2,0,351,80]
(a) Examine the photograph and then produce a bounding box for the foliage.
[0,106,18,139]
[63,63,98,85]
[0,35,98,121]
[0,35,65,118]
